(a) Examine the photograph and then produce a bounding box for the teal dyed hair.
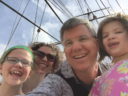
[0,45,34,64]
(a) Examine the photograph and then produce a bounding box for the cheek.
[24,68,31,76]
[48,62,54,67]
[64,48,71,57]
[2,64,10,73]
[103,40,108,49]
[1,64,11,78]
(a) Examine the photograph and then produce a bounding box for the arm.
[18,74,73,96]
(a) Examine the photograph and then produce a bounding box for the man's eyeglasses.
[34,50,56,62]
[5,57,33,67]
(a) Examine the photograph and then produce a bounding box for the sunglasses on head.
[34,50,56,62]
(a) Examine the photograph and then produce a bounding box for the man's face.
[34,46,56,75]
[62,24,99,71]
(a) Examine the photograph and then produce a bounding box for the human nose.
[41,55,48,61]
[71,41,82,52]
[108,34,115,40]
[14,61,23,67]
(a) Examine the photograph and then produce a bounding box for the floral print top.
[89,60,128,96]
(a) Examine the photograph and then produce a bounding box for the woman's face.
[102,21,128,58]
[34,46,56,75]
[0,49,33,86]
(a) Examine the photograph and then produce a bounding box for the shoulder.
[58,61,75,78]
[26,73,74,96]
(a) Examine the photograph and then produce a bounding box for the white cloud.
[31,0,55,17]
[31,27,53,43]
[44,22,59,30]
[66,1,81,16]
[38,32,53,43]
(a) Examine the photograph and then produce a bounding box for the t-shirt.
[89,60,128,96]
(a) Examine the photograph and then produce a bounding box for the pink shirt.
[89,60,128,96]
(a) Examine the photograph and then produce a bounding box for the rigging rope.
[95,0,106,16]
[31,0,40,43]
[106,0,115,13]
[83,0,99,28]
[58,0,73,17]
[100,0,111,14]
[76,0,85,18]
[115,0,125,14]
[4,0,30,51]
[36,2,47,42]
[52,0,71,17]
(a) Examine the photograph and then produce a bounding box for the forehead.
[38,46,54,53]
[102,21,124,32]
[63,24,92,40]
[8,49,32,58]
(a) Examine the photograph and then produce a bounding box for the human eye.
[102,33,108,39]
[21,59,31,66]
[63,40,72,47]
[79,36,89,42]
[115,31,123,34]
[47,54,56,62]
[6,57,18,64]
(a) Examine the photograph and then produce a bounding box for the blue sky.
[0,0,128,56]
[0,0,63,56]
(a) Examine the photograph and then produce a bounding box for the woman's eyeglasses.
[34,50,56,62]
[5,57,33,67]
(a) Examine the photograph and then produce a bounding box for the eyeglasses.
[34,50,56,62]
[5,57,33,67]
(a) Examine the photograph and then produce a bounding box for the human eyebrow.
[63,39,72,47]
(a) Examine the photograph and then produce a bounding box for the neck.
[112,53,128,64]
[23,71,45,93]
[0,82,23,96]
[74,62,99,84]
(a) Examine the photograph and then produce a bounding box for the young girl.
[89,13,128,96]
[0,45,34,96]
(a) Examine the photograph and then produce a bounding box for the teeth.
[10,71,22,76]
[74,54,86,59]
[39,63,48,67]
[108,42,119,48]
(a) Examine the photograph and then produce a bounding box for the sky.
[0,0,62,56]
[0,0,128,57]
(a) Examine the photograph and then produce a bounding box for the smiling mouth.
[108,42,119,48]
[73,54,87,59]
[10,70,23,77]
[38,63,48,67]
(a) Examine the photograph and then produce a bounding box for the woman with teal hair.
[0,45,34,96]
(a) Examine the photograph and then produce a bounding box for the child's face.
[0,49,32,86]
[102,21,128,57]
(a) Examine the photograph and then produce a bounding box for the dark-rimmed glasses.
[5,57,33,67]
[34,50,56,62]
